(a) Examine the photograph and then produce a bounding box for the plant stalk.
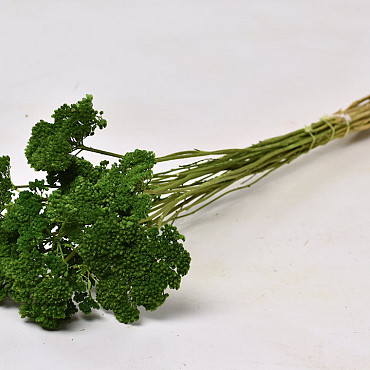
[145,94,370,226]
[76,95,370,227]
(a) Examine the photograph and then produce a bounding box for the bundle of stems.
[79,94,370,227]
[3,93,369,329]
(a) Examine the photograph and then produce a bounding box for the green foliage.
[2,93,370,329]
[0,96,191,329]
[81,219,189,323]
[25,95,107,172]
[0,155,12,211]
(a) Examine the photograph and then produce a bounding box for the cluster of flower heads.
[0,95,190,329]
[25,94,107,172]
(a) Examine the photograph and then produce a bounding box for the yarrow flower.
[0,93,369,329]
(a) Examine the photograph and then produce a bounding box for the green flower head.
[25,95,107,172]
[0,155,13,210]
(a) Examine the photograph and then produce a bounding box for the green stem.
[13,185,31,189]
[75,95,370,226]
[65,248,78,263]
[13,184,58,190]
[76,145,124,159]
[144,96,370,225]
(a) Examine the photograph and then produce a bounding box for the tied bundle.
[0,93,369,329]
[146,95,370,225]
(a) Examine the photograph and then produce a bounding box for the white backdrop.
[1,1,370,369]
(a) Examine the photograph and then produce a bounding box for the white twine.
[333,113,352,137]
